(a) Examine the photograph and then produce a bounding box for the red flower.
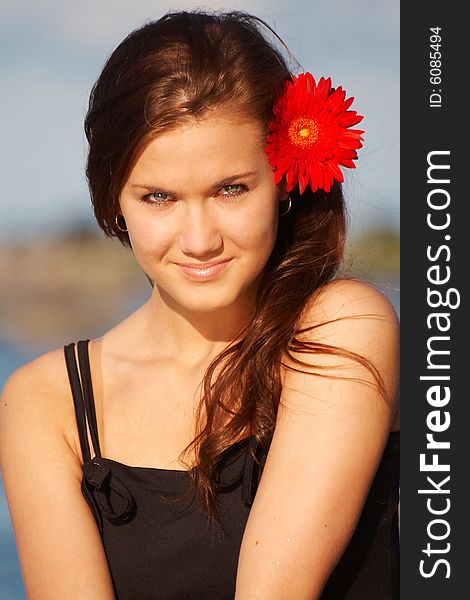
[264,72,365,194]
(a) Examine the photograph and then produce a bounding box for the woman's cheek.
[128,218,167,253]
[127,228,168,275]
[238,197,278,244]
[244,215,278,256]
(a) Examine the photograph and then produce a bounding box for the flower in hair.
[264,72,364,194]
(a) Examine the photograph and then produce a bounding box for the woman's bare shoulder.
[279,277,400,428]
[1,346,72,411]
[301,277,399,328]
[292,277,400,399]
[0,346,80,466]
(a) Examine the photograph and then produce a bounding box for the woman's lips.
[175,259,232,281]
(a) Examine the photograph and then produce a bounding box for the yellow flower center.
[288,116,320,148]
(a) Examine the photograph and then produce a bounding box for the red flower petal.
[265,72,364,194]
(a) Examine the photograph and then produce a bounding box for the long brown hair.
[84,9,383,522]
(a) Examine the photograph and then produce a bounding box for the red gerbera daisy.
[264,72,365,194]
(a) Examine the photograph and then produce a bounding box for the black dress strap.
[77,340,102,459]
[63,340,102,463]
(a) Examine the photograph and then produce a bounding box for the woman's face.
[119,115,285,313]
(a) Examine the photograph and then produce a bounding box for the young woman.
[0,9,399,600]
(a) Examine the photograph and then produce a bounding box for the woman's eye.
[220,184,248,198]
[140,192,171,206]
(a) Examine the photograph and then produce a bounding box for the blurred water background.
[1,0,398,596]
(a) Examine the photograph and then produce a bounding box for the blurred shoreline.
[0,230,150,354]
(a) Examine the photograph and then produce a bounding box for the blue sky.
[0,0,399,241]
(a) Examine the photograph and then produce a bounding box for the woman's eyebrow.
[130,171,258,193]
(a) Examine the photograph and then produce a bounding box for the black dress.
[64,339,399,599]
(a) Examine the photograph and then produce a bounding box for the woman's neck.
[132,285,257,367]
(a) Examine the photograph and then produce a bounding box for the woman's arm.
[235,279,399,600]
[0,350,116,600]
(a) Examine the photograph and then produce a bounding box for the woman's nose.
[178,204,223,256]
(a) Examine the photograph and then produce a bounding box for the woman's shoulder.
[1,346,70,403]
[285,278,400,409]
[292,278,399,356]
[2,328,117,407]
[301,278,399,328]
[0,346,81,466]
